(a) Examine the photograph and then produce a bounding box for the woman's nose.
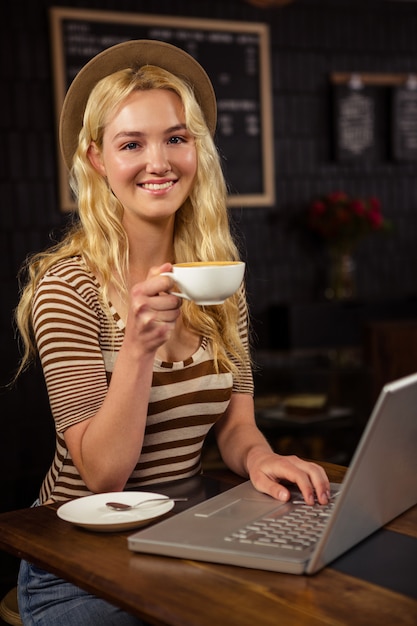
[145,145,170,174]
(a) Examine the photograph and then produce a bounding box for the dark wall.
[1,0,417,512]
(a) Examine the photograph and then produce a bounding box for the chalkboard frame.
[49,7,275,212]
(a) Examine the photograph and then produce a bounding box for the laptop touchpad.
[194,497,282,519]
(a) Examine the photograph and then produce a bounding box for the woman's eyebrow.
[166,124,188,133]
[113,124,188,141]
[112,131,144,141]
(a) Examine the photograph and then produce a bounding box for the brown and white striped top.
[33,257,254,503]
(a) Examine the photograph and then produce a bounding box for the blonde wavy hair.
[15,64,249,377]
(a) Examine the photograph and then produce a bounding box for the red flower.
[368,210,383,229]
[351,200,365,216]
[311,200,326,215]
[306,192,391,250]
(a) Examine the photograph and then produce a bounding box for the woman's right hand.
[124,263,181,356]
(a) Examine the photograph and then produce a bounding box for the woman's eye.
[168,136,184,144]
[123,142,139,150]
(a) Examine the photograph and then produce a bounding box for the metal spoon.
[105,497,188,511]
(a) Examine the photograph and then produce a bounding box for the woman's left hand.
[246,448,331,506]
[215,393,331,506]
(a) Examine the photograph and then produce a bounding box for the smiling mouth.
[140,181,175,191]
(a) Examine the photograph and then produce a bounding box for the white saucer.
[57,491,174,532]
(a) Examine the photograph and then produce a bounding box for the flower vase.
[325,249,356,300]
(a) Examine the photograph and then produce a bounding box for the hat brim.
[59,39,217,169]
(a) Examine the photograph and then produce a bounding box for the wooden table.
[0,463,416,626]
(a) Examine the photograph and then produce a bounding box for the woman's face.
[88,88,197,227]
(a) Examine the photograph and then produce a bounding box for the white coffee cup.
[161,261,245,305]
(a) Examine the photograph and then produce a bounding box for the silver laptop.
[128,373,417,574]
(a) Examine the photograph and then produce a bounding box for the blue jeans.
[18,559,148,625]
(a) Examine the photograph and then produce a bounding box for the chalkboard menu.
[332,84,378,162]
[49,7,274,211]
[392,86,417,161]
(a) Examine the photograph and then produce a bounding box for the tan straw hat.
[59,39,217,169]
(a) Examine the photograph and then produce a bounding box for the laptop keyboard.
[224,497,338,551]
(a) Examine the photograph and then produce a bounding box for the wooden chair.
[0,587,22,625]
[364,319,417,402]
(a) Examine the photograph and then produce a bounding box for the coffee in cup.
[161,261,245,305]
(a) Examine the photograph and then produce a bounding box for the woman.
[15,40,330,624]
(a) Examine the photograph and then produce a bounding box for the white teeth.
[141,181,174,190]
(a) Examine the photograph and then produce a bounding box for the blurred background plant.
[305,191,392,299]
[307,191,392,253]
